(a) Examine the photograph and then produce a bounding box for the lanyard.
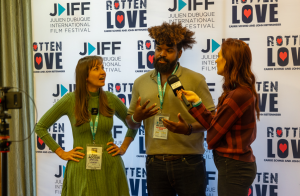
[90,113,99,144]
[157,64,179,110]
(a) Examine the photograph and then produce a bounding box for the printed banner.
[32,0,300,195]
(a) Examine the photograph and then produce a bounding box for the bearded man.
[126,22,215,196]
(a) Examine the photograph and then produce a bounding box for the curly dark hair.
[148,22,196,51]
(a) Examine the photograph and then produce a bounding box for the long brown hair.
[218,38,260,120]
[74,56,114,126]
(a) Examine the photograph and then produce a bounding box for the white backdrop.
[32,0,300,195]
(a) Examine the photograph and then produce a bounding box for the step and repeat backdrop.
[31,0,300,195]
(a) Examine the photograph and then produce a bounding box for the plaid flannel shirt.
[189,86,257,162]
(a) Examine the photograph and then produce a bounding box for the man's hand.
[133,97,159,122]
[162,113,190,135]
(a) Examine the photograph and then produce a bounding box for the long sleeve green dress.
[35,91,137,196]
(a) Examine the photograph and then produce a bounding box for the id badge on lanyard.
[86,108,102,170]
[152,113,170,140]
[86,144,103,170]
[153,64,178,140]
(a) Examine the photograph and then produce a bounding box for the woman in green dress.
[35,56,137,196]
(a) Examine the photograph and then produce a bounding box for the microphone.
[167,75,190,107]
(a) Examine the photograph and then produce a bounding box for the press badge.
[152,114,170,140]
[86,144,103,170]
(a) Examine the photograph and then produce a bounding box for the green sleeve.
[35,93,72,152]
[107,92,138,139]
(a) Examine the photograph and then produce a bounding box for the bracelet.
[185,124,193,135]
[131,115,141,124]
[192,98,202,107]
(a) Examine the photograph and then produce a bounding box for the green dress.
[35,91,137,196]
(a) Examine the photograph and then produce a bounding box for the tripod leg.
[1,153,8,196]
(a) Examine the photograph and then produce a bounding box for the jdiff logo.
[53,84,76,97]
[79,42,121,56]
[169,0,214,12]
[50,2,90,16]
[202,39,220,53]
[55,165,66,178]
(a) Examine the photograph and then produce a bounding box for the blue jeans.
[213,150,257,196]
[146,155,206,196]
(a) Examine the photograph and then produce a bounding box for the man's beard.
[154,56,178,74]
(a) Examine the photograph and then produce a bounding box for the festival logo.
[55,165,66,178]
[135,39,155,73]
[54,165,66,195]
[229,0,281,28]
[257,81,280,116]
[125,166,148,196]
[124,126,147,195]
[52,84,76,104]
[79,42,122,73]
[168,0,215,29]
[49,2,91,33]
[265,35,300,71]
[207,83,215,92]
[36,123,65,152]
[201,38,250,71]
[265,126,300,163]
[205,170,217,196]
[249,172,279,196]
[201,39,220,72]
[107,82,133,106]
[104,0,148,33]
[33,41,65,73]
[207,83,216,104]
[203,136,217,196]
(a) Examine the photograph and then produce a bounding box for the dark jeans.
[146,155,206,196]
[213,150,257,196]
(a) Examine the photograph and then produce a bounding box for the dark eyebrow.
[156,46,174,50]
[166,43,174,47]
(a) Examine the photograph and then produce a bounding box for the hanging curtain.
[0,0,36,195]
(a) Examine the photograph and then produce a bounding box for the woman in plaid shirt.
[177,38,259,196]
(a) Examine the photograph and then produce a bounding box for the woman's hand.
[55,147,85,162]
[177,89,201,103]
[107,142,126,157]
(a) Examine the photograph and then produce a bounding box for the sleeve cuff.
[125,128,138,139]
[40,134,61,152]
[192,98,202,107]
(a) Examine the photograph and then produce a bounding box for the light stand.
[0,87,22,196]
